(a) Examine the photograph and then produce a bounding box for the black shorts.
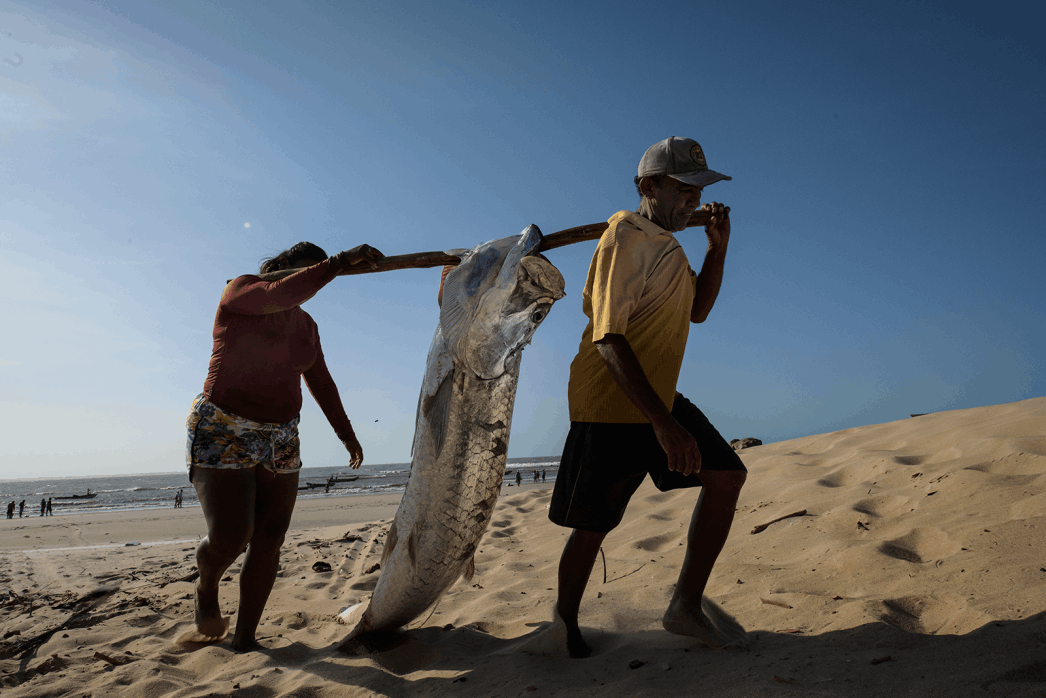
[548,395,747,533]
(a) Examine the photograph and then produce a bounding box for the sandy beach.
[3,397,1046,697]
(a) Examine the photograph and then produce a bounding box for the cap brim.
[669,170,731,187]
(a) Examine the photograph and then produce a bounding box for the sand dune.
[2,398,1045,696]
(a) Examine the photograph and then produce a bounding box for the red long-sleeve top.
[201,259,354,441]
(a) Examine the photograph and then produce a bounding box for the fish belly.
[362,355,520,632]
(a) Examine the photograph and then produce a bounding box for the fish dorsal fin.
[380,520,398,567]
[423,367,454,460]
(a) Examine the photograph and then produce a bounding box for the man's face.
[646,177,703,232]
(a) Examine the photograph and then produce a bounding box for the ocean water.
[0,457,559,516]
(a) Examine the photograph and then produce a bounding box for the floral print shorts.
[185,394,301,476]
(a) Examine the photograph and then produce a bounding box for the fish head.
[440,225,566,380]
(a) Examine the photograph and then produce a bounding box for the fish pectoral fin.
[461,556,476,584]
[380,520,398,567]
[424,368,454,459]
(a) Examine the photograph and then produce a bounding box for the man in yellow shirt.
[548,137,748,657]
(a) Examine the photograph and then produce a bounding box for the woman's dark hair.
[259,241,328,274]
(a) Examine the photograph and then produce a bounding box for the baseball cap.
[637,137,731,187]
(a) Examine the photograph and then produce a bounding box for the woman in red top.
[185,240,383,651]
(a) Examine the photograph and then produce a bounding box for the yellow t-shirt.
[567,211,697,423]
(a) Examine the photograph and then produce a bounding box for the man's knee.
[702,469,747,494]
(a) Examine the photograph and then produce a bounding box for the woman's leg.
[230,466,299,651]
[192,467,257,639]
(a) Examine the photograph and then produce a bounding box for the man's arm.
[691,203,731,323]
[596,333,701,475]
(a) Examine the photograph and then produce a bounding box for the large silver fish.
[340,225,565,645]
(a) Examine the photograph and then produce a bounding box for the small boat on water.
[297,474,360,492]
[55,489,97,500]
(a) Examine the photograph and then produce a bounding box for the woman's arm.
[303,340,364,468]
[222,260,339,315]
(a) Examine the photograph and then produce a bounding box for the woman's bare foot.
[178,581,229,643]
[662,596,748,649]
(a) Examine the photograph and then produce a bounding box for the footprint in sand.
[279,610,311,630]
[966,452,1046,476]
[488,518,518,538]
[892,454,927,466]
[880,527,960,563]
[816,469,859,488]
[853,494,912,518]
[642,491,675,505]
[878,594,966,633]
[632,532,678,553]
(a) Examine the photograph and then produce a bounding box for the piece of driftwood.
[751,509,808,534]
[94,650,126,666]
[336,210,716,276]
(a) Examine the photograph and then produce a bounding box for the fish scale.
[342,226,565,643]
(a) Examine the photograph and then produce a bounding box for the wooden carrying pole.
[337,210,715,276]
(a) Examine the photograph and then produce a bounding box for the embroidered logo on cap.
[690,143,707,168]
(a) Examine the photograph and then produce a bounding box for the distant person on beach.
[40,499,45,516]
[18,500,24,518]
[545,137,748,658]
[516,471,522,487]
[6,501,13,519]
[541,470,546,482]
[46,498,53,516]
[184,240,383,652]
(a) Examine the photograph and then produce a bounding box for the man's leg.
[556,528,608,658]
[662,469,747,646]
[192,467,256,640]
[230,466,299,651]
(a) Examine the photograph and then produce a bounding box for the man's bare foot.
[662,596,748,649]
[565,626,592,659]
[230,636,262,653]
[520,607,592,659]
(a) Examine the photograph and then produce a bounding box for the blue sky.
[2,0,1043,478]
